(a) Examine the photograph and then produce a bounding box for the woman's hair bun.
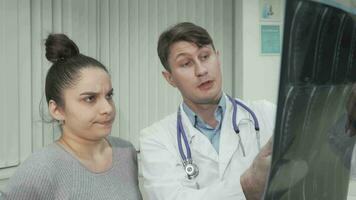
[45,34,80,63]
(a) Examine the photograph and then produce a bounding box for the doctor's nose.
[194,61,208,77]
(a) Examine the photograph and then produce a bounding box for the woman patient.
[4,34,142,200]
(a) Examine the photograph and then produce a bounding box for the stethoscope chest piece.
[184,161,199,179]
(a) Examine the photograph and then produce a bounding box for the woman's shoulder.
[4,144,61,199]
[8,143,69,181]
[107,136,138,163]
[17,143,62,169]
[107,136,135,149]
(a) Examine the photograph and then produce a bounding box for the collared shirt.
[182,96,226,154]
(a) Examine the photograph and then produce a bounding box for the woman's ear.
[48,100,64,121]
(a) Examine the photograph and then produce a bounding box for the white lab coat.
[140,94,276,200]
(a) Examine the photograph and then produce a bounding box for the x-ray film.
[264,0,356,199]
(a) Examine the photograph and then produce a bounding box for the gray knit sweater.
[4,137,142,200]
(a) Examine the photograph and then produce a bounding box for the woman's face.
[59,67,116,140]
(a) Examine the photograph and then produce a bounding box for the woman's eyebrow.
[80,91,98,96]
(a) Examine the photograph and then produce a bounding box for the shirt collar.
[182,95,226,129]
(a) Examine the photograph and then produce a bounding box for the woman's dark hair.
[45,34,108,107]
[157,22,215,72]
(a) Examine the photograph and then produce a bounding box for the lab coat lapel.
[218,95,249,178]
[180,104,219,162]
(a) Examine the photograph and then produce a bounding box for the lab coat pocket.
[180,177,200,189]
[233,136,255,173]
[237,120,258,159]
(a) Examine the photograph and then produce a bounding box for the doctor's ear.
[48,100,65,122]
[215,50,221,65]
[215,50,221,59]
[162,70,177,87]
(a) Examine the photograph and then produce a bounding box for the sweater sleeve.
[4,154,54,200]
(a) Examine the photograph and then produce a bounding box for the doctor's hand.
[240,138,272,200]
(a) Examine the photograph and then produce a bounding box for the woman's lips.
[198,80,213,90]
[96,119,114,127]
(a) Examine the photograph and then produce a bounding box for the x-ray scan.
[264,0,356,199]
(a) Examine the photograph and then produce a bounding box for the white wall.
[240,0,284,104]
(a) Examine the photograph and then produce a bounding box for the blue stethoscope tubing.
[228,95,261,156]
[177,95,260,179]
[177,108,191,162]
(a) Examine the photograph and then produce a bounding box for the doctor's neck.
[183,94,222,127]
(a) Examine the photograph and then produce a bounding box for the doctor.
[140,22,276,200]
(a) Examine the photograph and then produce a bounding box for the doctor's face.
[58,67,116,140]
[163,41,222,106]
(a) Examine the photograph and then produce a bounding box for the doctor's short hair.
[157,22,215,72]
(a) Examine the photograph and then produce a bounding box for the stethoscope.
[177,95,260,179]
